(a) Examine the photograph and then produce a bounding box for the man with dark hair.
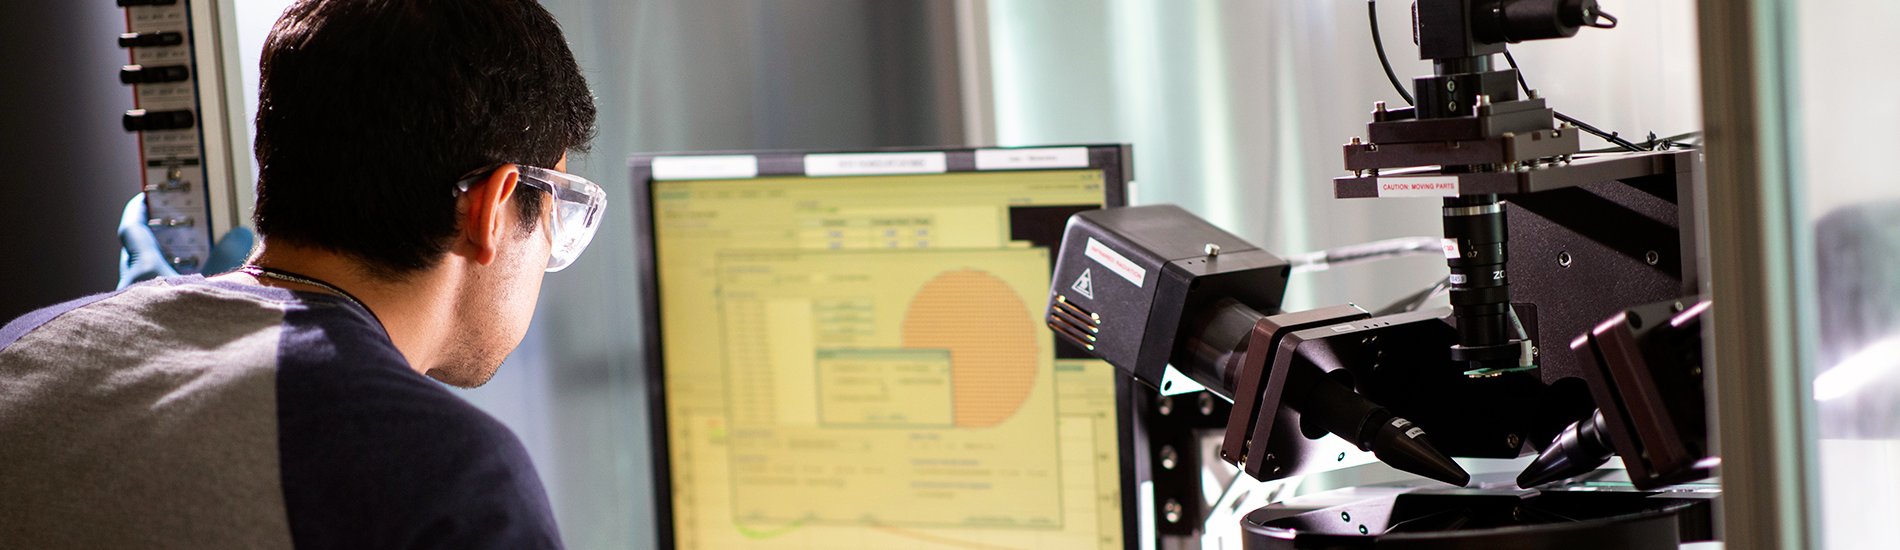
[0,1,600,547]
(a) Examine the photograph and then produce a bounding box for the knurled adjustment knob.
[122,109,195,132]
[118,32,184,48]
[120,64,191,84]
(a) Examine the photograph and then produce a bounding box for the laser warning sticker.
[1084,238,1146,287]
[1071,269,1095,300]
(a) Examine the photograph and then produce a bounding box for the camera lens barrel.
[1474,0,1600,44]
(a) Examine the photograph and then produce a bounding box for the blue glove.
[202,223,256,276]
[117,193,257,289]
[119,193,180,289]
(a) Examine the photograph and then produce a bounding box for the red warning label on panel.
[1085,238,1147,288]
[1376,176,1461,198]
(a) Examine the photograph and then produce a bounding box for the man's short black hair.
[253,0,597,277]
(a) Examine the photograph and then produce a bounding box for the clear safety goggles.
[456,164,606,272]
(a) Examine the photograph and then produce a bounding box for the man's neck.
[215,242,459,376]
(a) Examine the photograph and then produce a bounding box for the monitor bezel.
[630,144,1138,550]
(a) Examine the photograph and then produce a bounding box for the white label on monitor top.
[804,152,947,177]
[1085,237,1146,287]
[1375,175,1461,197]
[651,155,759,180]
[974,147,1089,170]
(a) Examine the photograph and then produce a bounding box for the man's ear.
[460,164,521,266]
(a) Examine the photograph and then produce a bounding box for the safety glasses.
[456,164,606,272]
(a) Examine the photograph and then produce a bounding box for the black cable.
[1555,112,1645,152]
[1368,0,1415,106]
[1503,50,1645,152]
[1577,131,1702,154]
[1368,1,1659,154]
[1375,276,1452,316]
[1507,52,1533,93]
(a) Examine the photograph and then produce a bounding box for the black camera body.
[1044,205,1290,388]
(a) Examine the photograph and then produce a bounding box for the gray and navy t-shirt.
[0,276,561,548]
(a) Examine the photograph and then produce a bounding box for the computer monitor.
[633,145,1136,549]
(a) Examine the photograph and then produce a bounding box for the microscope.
[1044,1,1718,547]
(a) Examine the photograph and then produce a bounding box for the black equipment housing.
[1039,1,1718,547]
[1045,204,1291,388]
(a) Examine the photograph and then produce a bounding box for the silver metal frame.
[190,0,254,236]
[954,0,997,146]
[1697,0,1821,547]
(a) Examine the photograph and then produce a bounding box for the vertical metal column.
[1697,0,1819,547]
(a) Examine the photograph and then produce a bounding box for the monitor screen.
[635,147,1133,549]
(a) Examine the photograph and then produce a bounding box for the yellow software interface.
[653,170,1125,549]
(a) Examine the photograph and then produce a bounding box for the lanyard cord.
[238,265,385,327]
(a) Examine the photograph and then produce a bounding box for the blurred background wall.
[1793,1,1900,548]
[0,2,146,320]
